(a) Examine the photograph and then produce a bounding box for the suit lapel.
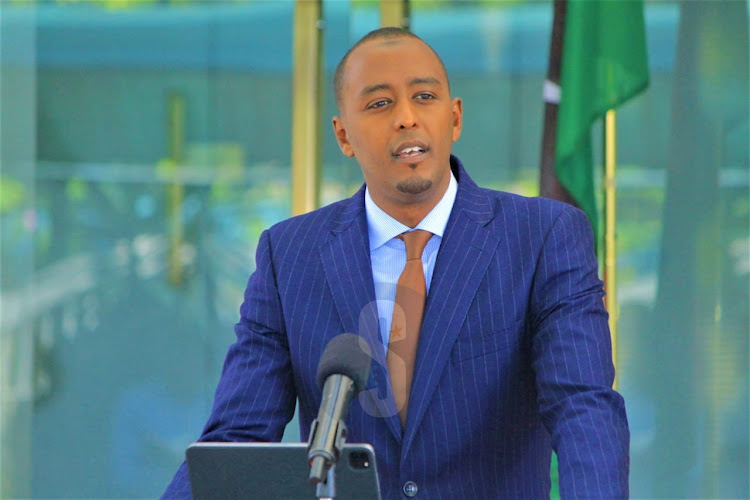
[318,187,403,443]
[402,161,499,455]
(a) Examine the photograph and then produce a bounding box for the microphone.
[307,334,372,485]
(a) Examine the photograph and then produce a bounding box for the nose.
[394,100,418,130]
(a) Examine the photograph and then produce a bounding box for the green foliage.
[65,178,89,202]
[0,175,26,213]
[551,451,560,499]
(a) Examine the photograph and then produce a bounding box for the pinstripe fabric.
[162,156,629,500]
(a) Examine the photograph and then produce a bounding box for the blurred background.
[0,0,747,498]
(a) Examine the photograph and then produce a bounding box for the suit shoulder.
[480,188,589,228]
[264,195,359,247]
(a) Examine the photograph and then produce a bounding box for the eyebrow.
[359,77,442,97]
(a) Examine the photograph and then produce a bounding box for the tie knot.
[399,230,432,261]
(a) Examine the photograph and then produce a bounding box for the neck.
[385,176,451,227]
[393,204,436,228]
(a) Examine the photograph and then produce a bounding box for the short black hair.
[333,27,450,113]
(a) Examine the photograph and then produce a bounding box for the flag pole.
[380,0,410,29]
[291,0,323,216]
[604,109,618,388]
[539,0,577,206]
[539,0,618,371]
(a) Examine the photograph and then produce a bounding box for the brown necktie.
[387,229,432,427]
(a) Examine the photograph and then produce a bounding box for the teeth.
[399,146,424,156]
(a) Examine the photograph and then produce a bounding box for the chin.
[396,178,433,195]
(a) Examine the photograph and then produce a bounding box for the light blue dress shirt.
[365,172,458,351]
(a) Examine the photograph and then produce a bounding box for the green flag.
[555,0,650,236]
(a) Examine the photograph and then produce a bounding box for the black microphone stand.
[307,375,353,499]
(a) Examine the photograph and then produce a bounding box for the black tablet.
[186,442,381,500]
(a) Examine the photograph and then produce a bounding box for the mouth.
[392,141,429,161]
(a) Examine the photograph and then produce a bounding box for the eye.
[415,93,436,101]
[366,99,390,110]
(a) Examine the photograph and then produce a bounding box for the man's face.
[332,36,462,217]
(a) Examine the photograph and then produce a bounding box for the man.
[163,27,629,499]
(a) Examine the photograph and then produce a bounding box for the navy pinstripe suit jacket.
[163,156,629,499]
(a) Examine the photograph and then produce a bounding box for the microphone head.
[316,333,372,394]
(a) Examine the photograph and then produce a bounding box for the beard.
[396,177,432,195]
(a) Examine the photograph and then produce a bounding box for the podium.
[186,442,381,500]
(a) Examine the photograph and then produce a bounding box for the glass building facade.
[0,0,747,497]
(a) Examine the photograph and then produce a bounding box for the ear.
[451,97,463,143]
[332,116,355,157]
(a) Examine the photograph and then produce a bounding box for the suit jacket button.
[402,481,418,497]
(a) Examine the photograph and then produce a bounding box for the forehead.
[342,36,447,96]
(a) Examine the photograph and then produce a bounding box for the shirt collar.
[365,170,458,251]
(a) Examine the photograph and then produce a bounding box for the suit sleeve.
[161,229,297,499]
[530,205,630,499]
